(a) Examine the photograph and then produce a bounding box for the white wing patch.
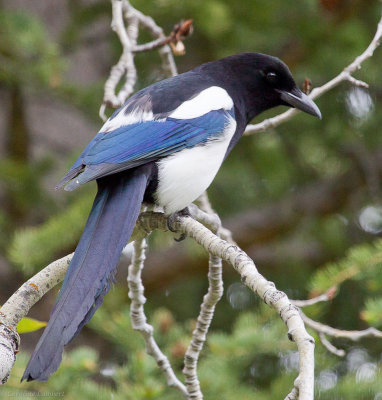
[100,86,233,132]
[169,86,234,120]
[155,116,236,214]
[100,108,155,133]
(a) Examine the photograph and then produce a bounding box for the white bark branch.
[0,325,19,385]
[300,310,382,341]
[292,294,331,308]
[291,287,337,308]
[291,289,382,357]
[101,0,137,116]
[244,14,382,135]
[0,211,315,398]
[3,209,382,397]
[194,194,235,244]
[0,254,72,384]
[137,211,315,400]
[183,255,223,399]
[100,0,180,120]
[318,333,345,358]
[285,386,299,400]
[126,3,178,76]
[127,231,188,396]
[182,198,224,399]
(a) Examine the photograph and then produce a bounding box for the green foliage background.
[1,0,382,398]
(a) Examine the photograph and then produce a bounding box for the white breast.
[155,117,236,215]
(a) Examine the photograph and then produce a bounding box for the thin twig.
[126,3,178,77]
[194,193,235,243]
[195,192,215,215]
[292,294,330,308]
[188,203,221,234]
[244,14,382,135]
[291,288,382,356]
[291,287,337,308]
[319,333,345,357]
[300,309,382,341]
[133,19,193,54]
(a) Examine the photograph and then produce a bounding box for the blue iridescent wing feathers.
[60,107,234,191]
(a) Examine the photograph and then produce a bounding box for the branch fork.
[100,0,192,120]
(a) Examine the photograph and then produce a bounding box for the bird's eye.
[266,72,278,85]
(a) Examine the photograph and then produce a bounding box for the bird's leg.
[167,207,191,242]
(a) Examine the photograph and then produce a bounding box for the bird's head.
[204,53,321,122]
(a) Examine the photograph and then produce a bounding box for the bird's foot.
[167,207,191,242]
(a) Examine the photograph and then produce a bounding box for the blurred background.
[1,0,382,398]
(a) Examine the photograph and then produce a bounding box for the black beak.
[279,89,322,119]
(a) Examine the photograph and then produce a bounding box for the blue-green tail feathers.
[22,167,152,382]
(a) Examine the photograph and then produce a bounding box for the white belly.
[155,119,236,214]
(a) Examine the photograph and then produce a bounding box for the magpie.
[22,52,321,381]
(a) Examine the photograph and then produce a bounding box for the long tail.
[22,166,152,382]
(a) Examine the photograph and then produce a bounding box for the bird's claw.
[174,233,187,242]
[167,208,191,242]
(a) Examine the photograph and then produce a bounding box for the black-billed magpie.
[22,53,321,382]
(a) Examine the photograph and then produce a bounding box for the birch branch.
[3,209,382,397]
[126,3,178,77]
[172,194,224,398]
[244,14,382,135]
[0,254,72,384]
[0,325,18,385]
[291,288,382,357]
[300,310,382,341]
[133,19,193,54]
[137,211,316,400]
[183,200,224,398]
[127,231,188,396]
[285,387,299,400]
[183,255,224,399]
[301,310,382,341]
[1,211,315,399]
[195,193,235,244]
[318,333,345,358]
[100,0,192,120]
[101,0,137,115]
[291,286,337,308]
